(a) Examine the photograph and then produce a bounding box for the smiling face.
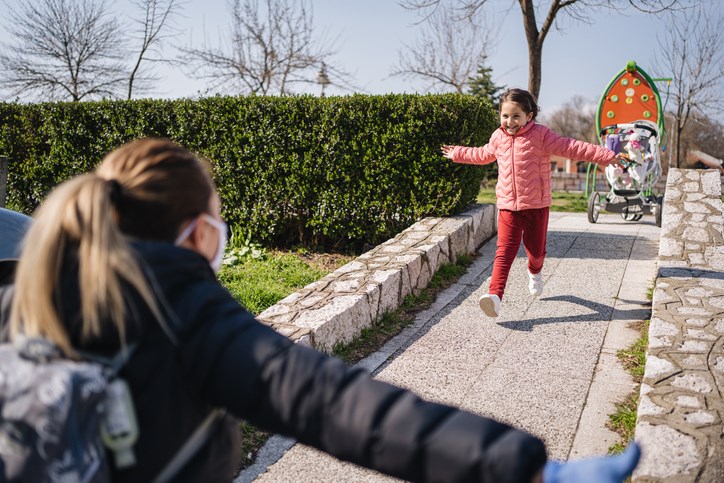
[500,101,534,135]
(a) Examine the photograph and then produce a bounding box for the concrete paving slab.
[390,320,507,367]
[460,367,592,459]
[254,444,400,483]
[568,352,638,460]
[603,319,644,352]
[374,354,486,406]
[245,213,660,481]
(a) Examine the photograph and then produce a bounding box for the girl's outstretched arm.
[440,139,498,165]
[541,127,618,167]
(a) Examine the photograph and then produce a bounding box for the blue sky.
[0,0,707,114]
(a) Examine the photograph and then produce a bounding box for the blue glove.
[543,442,641,483]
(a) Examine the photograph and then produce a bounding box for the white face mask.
[174,213,228,274]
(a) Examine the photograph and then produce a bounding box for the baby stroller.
[585,61,666,227]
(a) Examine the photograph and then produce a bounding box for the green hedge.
[0,94,497,249]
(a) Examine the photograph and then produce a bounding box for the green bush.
[0,94,497,249]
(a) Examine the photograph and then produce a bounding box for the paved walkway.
[239,212,661,482]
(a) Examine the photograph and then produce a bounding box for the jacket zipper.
[510,134,518,210]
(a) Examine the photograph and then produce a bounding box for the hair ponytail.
[10,174,163,356]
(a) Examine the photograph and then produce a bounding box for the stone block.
[671,372,714,393]
[682,226,710,242]
[649,317,679,337]
[633,422,700,480]
[372,269,401,314]
[638,395,667,416]
[399,263,412,300]
[354,283,379,322]
[644,355,678,380]
[701,170,722,196]
[418,242,441,274]
[294,294,372,353]
[659,237,683,257]
[416,259,432,295]
[448,227,468,261]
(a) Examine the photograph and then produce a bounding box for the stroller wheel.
[621,198,644,221]
[655,195,664,227]
[587,192,600,223]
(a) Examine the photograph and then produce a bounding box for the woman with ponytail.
[0,139,639,483]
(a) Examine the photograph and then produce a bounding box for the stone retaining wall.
[633,169,724,482]
[259,203,496,353]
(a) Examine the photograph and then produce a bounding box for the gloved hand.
[543,442,641,483]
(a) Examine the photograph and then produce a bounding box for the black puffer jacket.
[0,241,547,482]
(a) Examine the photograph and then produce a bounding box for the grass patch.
[616,319,649,383]
[236,421,272,473]
[608,319,649,454]
[476,188,497,205]
[549,191,589,212]
[607,392,640,454]
[219,250,353,315]
[477,188,588,212]
[333,254,474,365]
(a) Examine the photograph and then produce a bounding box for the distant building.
[550,154,588,174]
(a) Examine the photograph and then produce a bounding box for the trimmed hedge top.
[0,94,497,249]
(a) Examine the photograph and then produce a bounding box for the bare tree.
[400,0,687,99]
[180,0,350,96]
[0,0,127,101]
[391,7,496,93]
[127,0,184,99]
[665,112,724,165]
[655,4,724,167]
[540,95,597,144]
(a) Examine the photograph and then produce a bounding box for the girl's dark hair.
[499,88,540,119]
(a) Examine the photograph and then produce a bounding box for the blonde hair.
[10,138,214,355]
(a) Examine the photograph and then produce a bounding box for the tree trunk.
[518,0,543,99]
[527,42,542,99]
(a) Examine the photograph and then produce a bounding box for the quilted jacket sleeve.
[540,126,615,166]
[450,132,499,166]
[183,282,547,483]
[0,285,13,340]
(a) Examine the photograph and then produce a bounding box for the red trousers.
[489,207,549,300]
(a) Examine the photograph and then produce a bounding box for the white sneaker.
[478,294,501,317]
[528,270,544,297]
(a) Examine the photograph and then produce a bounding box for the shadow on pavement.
[498,295,651,332]
[546,230,659,262]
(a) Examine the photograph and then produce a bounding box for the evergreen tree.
[467,58,504,109]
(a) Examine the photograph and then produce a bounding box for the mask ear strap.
[200,213,226,232]
[174,218,199,246]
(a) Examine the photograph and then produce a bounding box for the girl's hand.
[612,154,629,170]
[441,145,455,159]
[542,442,640,483]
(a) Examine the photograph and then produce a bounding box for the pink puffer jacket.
[451,121,616,211]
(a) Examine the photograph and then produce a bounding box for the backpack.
[0,337,223,483]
